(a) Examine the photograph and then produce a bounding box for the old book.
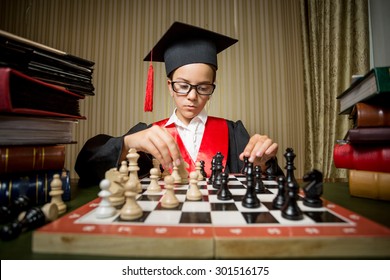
[345,127,390,144]
[333,143,390,173]
[0,115,77,145]
[337,67,390,114]
[348,169,390,201]
[0,145,65,174]
[0,67,86,119]
[350,102,390,127]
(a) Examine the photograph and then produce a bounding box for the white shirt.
[165,109,208,163]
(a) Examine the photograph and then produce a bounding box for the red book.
[0,67,85,119]
[333,143,390,173]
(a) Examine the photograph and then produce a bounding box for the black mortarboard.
[143,22,238,111]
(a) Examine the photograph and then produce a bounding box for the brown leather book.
[348,169,390,201]
[0,145,65,174]
[350,103,390,127]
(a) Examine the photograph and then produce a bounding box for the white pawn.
[161,175,179,208]
[152,158,162,178]
[127,148,142,193]
[120,179,143,220]
[147,168,161,193]
[195,161,204,181]
[49,174,67,215]
[186,171,202,201]
[96,179,116,219]
[171,165,182,184]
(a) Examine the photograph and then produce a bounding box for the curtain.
[299,0,369,179]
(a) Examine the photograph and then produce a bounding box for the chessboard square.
[258,194,278,202]
[144,210,182,225]
[210,202,238,211]
[229,189,247,196]
[208,195,233,203]
[234,201,269,212]
[304,211,348,223]
[200,189,209,196]
[241,212,279,224]
[182,201,211,212]
[271,210,315,225]
[138,194,162,202]
[180,212,212,224]
[263,180,278,187]
[229,180,245,186]
[116,211,150,223]
[211,211,246,225]
[137,201,159,211]
[155,202,183,211]
[175,194,187,203]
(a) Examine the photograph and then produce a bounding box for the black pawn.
[0,206,46,241]
[254,165,265,194]
[242,162,261,208]
[217,172,232,200]
[281,182,303,220]
[212,152,224,189]
[241,156,249,174]
[199,160,207,179]
[272,176,286,209]
[208,157,216,184]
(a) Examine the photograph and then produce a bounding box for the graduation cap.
[143,22,238,112]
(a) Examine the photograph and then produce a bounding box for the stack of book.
[0,30,95,207]
[334,66,390,201]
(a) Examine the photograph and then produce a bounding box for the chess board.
[32,174,390,258]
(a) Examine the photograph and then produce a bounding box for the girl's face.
[167,63,215,126]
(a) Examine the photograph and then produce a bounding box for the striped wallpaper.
[0,0,305,179]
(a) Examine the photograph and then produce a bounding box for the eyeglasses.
[171,81,216,96]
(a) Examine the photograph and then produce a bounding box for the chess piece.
[127,148,142,193]
[199,160,207,179]
[120,179,143,220]
[217,172,232,200]
[171,164,182,184]
[281,181,303,220]
[186,171,202,201]
[40,202,59,222]
[302,169,323,208]
[49,174,67,215]
[212,152,224,188]
[254,165,265,193]
[152,158,162,178]
[147,168,162,193]
[242,162,261,208]
[105,167,126,207]
[208,156,216,184]
[95,179,117,219]
[241,156,249,174]
[195,161,204,181]
[272,176,287,209]
[0,195,31,224]
[284,147,298,187]
[161,175,179,208]
[177,161,189,184]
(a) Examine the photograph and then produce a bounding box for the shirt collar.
[165,108,208,127]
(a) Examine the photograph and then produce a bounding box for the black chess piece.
[212,152,224,189]
[284,147,298,186]
[208,156,216,184]
[0,206,46,241]
[302,169,323,208]
[281,182,303,220]
[199,160,207,179]
[242,162,260,208]
[264,158,279,180]
[217,172,232,200]
[0,195,31,224]
[254,165,265,194]
[272,176,286,209]
[241,156,249,175]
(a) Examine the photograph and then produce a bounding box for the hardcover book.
[345,127,390,144]
[350,102,390,127]
[0,67,86,119]
[0,145,65,174]
[348,169,390,201]
[333,142,390,173]
[337,67,390,114]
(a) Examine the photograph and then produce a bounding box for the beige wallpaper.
[0,0,305,179]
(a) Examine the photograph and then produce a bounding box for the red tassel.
[144,62,154,112]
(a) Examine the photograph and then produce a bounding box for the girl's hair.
[168,63,217,82]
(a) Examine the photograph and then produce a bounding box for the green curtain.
[300,0,370,179]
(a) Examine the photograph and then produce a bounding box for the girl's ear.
[167,80,174,97]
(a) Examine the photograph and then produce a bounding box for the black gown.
[75,120,283,186]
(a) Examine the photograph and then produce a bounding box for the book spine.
[348,169,390,201]
[333,143,390,173]
[352,103,390,127]
[0,169,71,206]
[0,145,65,174]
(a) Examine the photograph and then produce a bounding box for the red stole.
[154,117,229,176]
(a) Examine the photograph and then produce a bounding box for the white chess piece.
[147,168,161,193]
[120,179,143,220]
[161,175,179,208]
[49,174,67,215]
[195,161,204,181]
[127,148,142,193]
[96,179,117,219]
[186,171,202,201]
[171,165,182,184]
